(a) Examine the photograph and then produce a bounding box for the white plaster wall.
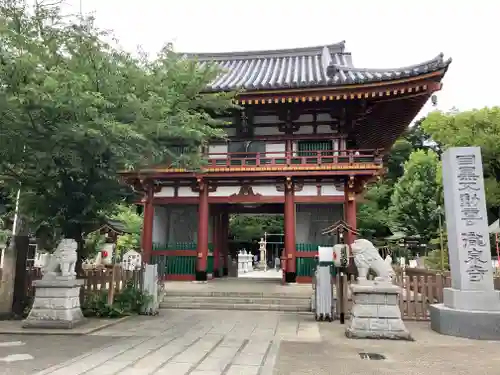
[178,186,199,197]
[152,206,168,244]
[254,115,279,124]
[155,187,175,198]
[254,126,281,136]
[295,184,318,197]
[265,142,286,156]
[210,186,240,197]
[252,185,282,197]
[293,125,315,135]
[321,185,344,196]
[208,144,228,158]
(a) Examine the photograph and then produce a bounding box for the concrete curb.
[0,315,132,336]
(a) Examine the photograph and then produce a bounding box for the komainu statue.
[350,239,395,283]
[42,238,78,280]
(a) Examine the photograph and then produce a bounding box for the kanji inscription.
[442,147,494,291]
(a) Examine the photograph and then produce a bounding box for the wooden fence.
[334,271,452,321]
[0,266,142,308]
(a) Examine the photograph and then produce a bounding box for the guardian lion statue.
[42,238,78,280]
[350,239,395,283]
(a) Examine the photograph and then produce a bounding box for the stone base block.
[430,303,500,340]
[23,278,85,330]
[345,282,413,341]
[443,288,500,311]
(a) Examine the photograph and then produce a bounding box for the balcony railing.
[204,149,383,169]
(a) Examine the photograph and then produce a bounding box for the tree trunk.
[0,219,29,319]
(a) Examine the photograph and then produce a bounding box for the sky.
[62,0,499,119]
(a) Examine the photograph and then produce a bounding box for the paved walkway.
[238,269,282,279]
[33,310,319,375]
[3,308,500,374]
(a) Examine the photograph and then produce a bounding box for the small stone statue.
[346,238,412,340]
[350,239,395,283]
[42,238,78,280]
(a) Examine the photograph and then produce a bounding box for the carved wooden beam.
[230,184,262,197]
[191,179,217,193]
[276,180,304,192]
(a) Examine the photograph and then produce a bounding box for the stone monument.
[345,239,412,340]
[258,238,267,270]
[430,147,500,340]
[23,238,85,329]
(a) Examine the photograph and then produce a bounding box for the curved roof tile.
[182,41,451,91]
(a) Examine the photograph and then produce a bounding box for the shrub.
[82,280,150,318]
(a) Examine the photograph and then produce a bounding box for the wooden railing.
[205,149,382,169]
[336,269,500,321]
[334,273,451,321]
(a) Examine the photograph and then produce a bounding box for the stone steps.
[160,290,312,312]
[160,302,311,312]
[164,291,310,298]
[163,296,311,305]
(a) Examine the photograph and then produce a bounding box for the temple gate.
[120,41,451,283]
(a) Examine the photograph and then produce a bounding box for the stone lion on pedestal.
[350,239,395,283]
[42,238,78,280]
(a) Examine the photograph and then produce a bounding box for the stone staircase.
[159,279,313,312]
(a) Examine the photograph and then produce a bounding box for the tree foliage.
[422,108,500,218]
[107,204,142,257]
[229,215,284,243]
[357,118,435,239]
[0,1,236,254]
[389,149,442,242]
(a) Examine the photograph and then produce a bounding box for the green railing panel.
[207,255,214,274]
[153,242,196,251]
[152,242,214,251]
[296,258,316,277]
[296,243,329,252]
[296,257,337,277]
[166,256,196,275]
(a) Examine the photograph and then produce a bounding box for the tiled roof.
[183,41,451,92]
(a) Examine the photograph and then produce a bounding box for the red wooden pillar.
[221,211,229,276]
[284,177,296,283]
[213,212,221,278]
[196,179,209,281]
[344,178,357,246]
[142,183,154,264]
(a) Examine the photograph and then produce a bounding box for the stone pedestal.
[345,282,412,341]
[23,278,85,329]
[430,289,500,340]
[431,147,500,340]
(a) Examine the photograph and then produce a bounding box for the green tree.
[229,215,284,243]
[389,149,442,242]
[107,204,142,257]
[422,108,500,220]
[0,2,236,263]
[357,117,436,239]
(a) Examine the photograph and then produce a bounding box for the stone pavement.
[276,320,500,375]
[3,309,500,374]
[0,335,117,375]
[32,309,319,375]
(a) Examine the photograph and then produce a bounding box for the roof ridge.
[183,41,346,61]
[327,53,451,76]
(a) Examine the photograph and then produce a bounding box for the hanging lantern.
[101,250,109,258]
[333,244,350,268]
